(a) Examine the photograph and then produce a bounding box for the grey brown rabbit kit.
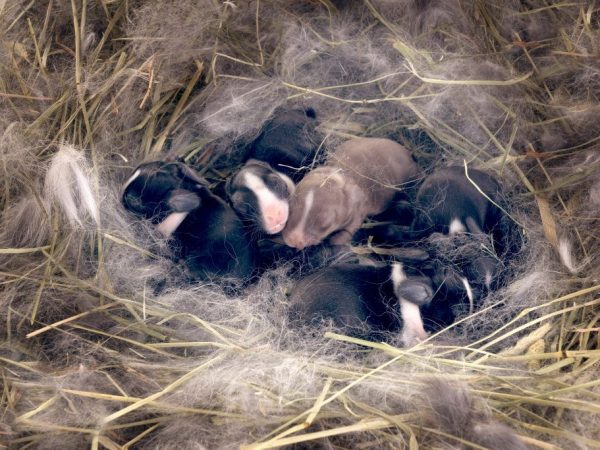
[3,1,599,448]
[282,137,420,250]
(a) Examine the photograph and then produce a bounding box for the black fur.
[356,166,514,301]
[288,260,465,339]
[226,106,321,233]
[412,166,518,300]
[122,161,207,222]
[412,166,504,238]
[288,264,403,339]
[122,161,254,282]
[225,159,291,227]
[246,107,320,179]
[286,248,497,339]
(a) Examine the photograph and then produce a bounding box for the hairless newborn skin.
[282,137,419,250]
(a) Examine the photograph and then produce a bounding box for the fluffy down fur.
[1,1,599,449]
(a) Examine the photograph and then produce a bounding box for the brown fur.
[282,138,419,249]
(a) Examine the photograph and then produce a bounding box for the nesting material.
[1,1,599,449]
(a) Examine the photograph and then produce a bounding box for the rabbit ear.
[121,168,143,203]
[394,279,433,306]
[245,158,272,169]
[467,255,498,290]
[224,173,236,198]
[167,189,201,212]
[173,162,208,186]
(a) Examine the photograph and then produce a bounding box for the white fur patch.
[558,238,577,274]
[400,298,428,346]
[392,263,428,346]
[299,189,314,231]
[122,169,141,193]
[391,262,406,286]
[461,277,475,315]
[243,172,290,234]
[449,218,466,234]
[286,189,314,243]
[485,271,492,290]
[156,212,189,237]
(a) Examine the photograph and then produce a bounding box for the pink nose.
[264,206,288,232]
[265,210,285,225]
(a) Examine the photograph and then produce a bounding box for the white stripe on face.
[244,171,290,233]
[449,217,466,234]
[122,169,141,193]
[156,211,189,237]
[282,189,315,248]
[290,189,314,235]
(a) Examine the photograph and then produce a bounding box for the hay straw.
[1,0,599,448]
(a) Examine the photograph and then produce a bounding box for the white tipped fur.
[44,145,99,227]
[558,237,577,274]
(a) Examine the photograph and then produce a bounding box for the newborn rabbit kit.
[3,1,598,448]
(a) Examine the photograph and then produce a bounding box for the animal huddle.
[122,108,516,345]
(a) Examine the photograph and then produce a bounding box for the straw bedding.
[1,1,599,448]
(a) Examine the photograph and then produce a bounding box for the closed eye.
[231,190,258,216]
[264,174,288,197]
[238,201,256,215]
